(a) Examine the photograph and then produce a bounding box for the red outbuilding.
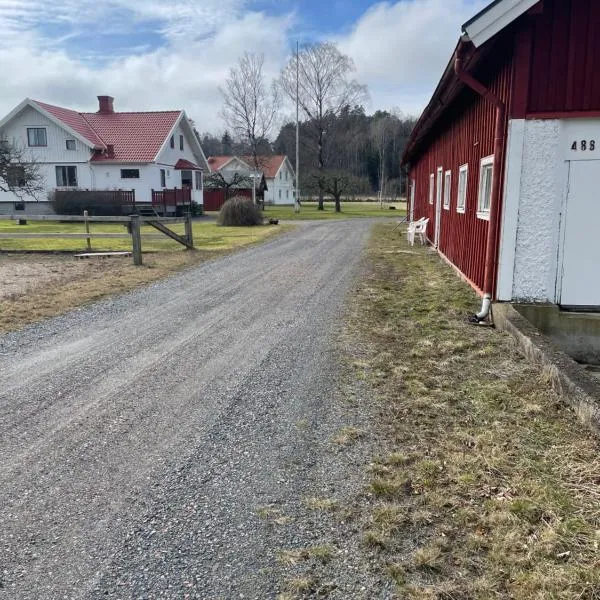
[402,0,600,319]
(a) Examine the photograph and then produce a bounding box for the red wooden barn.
[402,0,600,319]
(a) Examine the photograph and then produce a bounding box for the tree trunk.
[335,195,341,212]
[318,130,324,210]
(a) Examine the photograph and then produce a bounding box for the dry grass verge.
[347,223,600,599]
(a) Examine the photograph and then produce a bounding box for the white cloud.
[0,3,292,133]
[0,0,488,133]
[336,0,488,117]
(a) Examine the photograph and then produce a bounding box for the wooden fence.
[0,213,194,266]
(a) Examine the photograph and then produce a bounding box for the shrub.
[218,196,263,226]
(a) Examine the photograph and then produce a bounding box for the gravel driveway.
[0,220,378,599]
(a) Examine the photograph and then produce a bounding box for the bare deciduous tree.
[0,139,44,199]
[280,42,368,209]
[312,170,359,213]
[220,52,280,172]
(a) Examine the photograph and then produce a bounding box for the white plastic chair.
[406,217,429,246]
[407,217,429,246]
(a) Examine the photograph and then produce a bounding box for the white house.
[0,96,209,214]
[207,155,295,204]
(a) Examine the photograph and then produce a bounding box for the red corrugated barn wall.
[409,36,515,293]
[527,0,600,115]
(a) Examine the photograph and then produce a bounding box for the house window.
[477,156,494,219]
[285,170,288,180]
[429,173,434,204]
[457,164,468,213]
[121,169,140,179]
[55,165,77,187]
[286,189,289,199]
[279,171,282,180]
[279,189,282,199]
[6,165,26,187]
[180,135,184,151]
[27,127,47,147]
[160,169,166,187]
[170,136,174,149]
[443,170,451,210]
[66,139,76,150]
[194,171,202,190]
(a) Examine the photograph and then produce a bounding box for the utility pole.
[295,41,301,213]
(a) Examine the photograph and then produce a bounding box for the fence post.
[184,212,194,249]
[83,210,92,252]
[130,215,142,265]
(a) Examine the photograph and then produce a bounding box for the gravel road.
[0,220,379,599]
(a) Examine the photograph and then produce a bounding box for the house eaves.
[462,0,540,48]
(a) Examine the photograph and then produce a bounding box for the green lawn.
[0,219,285,252]
[207,201,406,221]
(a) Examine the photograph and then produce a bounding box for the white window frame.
[428,173,434,205]
[443,169,451,210]
[477,155,494,220]
[457,164,468,214]
[55,165,77,187]
[120,168,140,179]
[27,127,47,147]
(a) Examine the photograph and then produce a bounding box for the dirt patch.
[0,250,217,334]
[0,254,97,300]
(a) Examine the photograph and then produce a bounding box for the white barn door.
[560,160,600,308]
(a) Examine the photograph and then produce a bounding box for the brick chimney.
[97,95,114,114]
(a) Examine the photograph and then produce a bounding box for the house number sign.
[570,140,596,152]
[564,120,600,161]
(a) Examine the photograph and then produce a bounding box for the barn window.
[443,170,451,210]
[477,156,494,219]
[27,127,47,147]
[457,164,468,213]
[429,174,434,204]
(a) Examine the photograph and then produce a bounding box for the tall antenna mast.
[295,40,301,213]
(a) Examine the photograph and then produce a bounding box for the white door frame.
[409,179,415,222]
[434,167,443,247]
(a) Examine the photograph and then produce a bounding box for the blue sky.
[0,0,487,132]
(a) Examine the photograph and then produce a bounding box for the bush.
[49,190,135,216]
[218,196,263,226]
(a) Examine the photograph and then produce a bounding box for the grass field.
[0,219,283,252]
[205,201,407,221]
[344,223,600,599]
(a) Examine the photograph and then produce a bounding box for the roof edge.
[462,0,540,48]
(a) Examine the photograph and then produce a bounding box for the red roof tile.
[31,100,182,162]
[207,156,240,172]
[84,111,181,162]
[242,155,286,179]
[32,100,106,149]
[207,155,287,178]
[174,158,200,170]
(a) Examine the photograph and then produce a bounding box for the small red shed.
[402,0,600,317]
